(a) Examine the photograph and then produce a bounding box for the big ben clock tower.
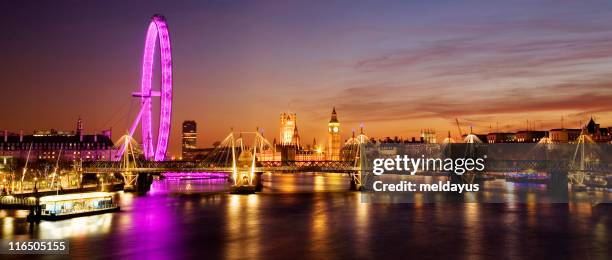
[327,107,340,160]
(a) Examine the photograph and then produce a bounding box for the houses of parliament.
[274,107,342,161]
[181,107,347,161]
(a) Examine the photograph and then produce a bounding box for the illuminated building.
[461,132,487,143]
[0,156,13,171]
[341,126,370,161]
[327,107,340,160]
[182,120,197,158]
[585,117,611,142]
[279,112,297,145]
[515,131,547,143]
[180,120,215,161]
[420,129,437,143]
[273,112,326,161]
[487,132,516,143]
[0,118,114,161]
[549,128,581,143]
[277,112,301,161]
[291,124,301,147]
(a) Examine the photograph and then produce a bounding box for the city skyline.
[2,1,612,155]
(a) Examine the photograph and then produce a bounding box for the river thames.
[2,173,611,259]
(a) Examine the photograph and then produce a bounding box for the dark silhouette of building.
[585,117,611,142]
[182,120,197,159]
[0,118,114,162]
[515,130,547,143]
[487,132,516,143]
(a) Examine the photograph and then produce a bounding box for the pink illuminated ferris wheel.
[120,14,173,161]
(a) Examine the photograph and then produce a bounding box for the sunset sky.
[2,1,612,156]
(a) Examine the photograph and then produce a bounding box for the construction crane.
[455,118,464,140]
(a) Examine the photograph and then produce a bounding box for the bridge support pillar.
[548,171,568,202]
[135,173,153,193]
[350,172,363,191]
[26,198,42,223]
[254,172,263,192]
[123,173,152,193]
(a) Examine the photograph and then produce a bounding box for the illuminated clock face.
[328,127,332,132]
[333,127,339,133]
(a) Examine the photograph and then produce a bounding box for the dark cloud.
[303,77,612,126]
[354,35,612,79]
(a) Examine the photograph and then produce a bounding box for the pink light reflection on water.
[149,172,230,195]
[161,172,229,180]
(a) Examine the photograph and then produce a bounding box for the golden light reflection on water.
[594,221,607,248]
[38,213,112,239]
[568,202,592,217]
[413,193,424,208]
[505,181,516,203]
[313,175,326,192]
[503,202,519,258]
[526,193,537,228]
[15,210,28,219]
[115,192,134,228]
[118,191,134,207]
[3,216,14,237]
[354,193,371,259]
[310,195,330,258]
[463,203,483,259]
[225,195,260,260]
[265,173,297,193]
[413,194,425,230]
[264,172,350,193]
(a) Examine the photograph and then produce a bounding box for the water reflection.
[38,214,112,239]
[3,215,14,237]
[463,203,483,258]
[225,195,260,260]
[310,194,330,258]
[264,172,349,193]
[150,177,229,195]
[0,173,610,259]
[365,174,611,204]
[353,193,371,259]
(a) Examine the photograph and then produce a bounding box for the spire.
[561,116,564,129]
[526,119,529,131]
[587,117,596,127]
[76,117,83,135]
[586,116,597,134]
[293,124,300,138]
[292,124,300,147]
[329,107,338,123]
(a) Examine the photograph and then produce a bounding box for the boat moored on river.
[36,192,119,221]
